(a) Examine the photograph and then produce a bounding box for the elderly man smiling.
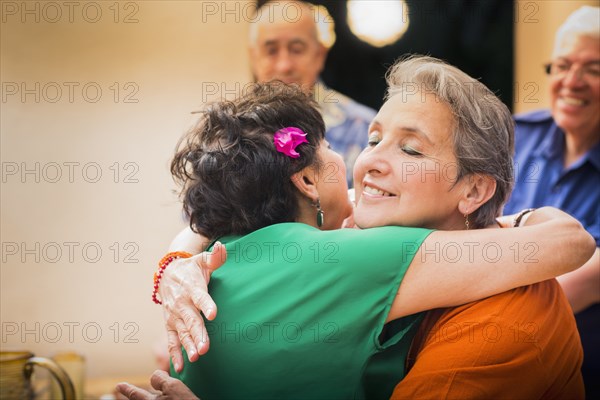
[504,6,600,398]
[248,0,375,186]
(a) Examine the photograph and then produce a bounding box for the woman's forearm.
[388,207,596,321]
[169,226,210,254]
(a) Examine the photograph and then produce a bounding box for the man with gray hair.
[248,0,375,186]
[504,6,600,397]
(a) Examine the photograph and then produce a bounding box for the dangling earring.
[315,199,324,228]
[464,213,470,230]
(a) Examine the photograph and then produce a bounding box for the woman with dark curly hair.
[120,58,594,400]
[170,82,352,238]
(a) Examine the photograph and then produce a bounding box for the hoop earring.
[315,199,324,228]
[464,213,470,230]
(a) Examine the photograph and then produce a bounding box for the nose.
[562,66,587,88]
[275,50,294,75]
[356,145,392,178]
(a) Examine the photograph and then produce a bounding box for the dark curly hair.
[171,82,325,240]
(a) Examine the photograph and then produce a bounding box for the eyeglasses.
[544,61,600,82]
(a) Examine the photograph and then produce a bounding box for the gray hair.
[386,55,515,229]
[554,6,600,57]
[248,1,336,48]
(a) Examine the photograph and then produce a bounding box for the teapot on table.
[0,351,75,400]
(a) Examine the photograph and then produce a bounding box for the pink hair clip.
[273,127,308,159]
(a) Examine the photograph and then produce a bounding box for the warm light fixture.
[347,0,410,48]
[314,4,337,49]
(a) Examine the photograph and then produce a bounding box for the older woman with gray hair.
[384,55,588,399]
[118,56,594,399]
[504,7,600,397]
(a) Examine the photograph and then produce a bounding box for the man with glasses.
[504,6,599,398]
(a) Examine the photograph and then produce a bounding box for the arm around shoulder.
[387,207,596,321]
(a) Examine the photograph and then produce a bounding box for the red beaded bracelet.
[152,251,193,305]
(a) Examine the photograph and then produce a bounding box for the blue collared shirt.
[504,109,600,245]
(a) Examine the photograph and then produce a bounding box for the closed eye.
[554,62,570,72]
[402,145,422,156]
[367,132,380,146]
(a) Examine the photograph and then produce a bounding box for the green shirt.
[173,223,432,399]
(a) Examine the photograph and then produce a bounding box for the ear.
[314,43,328,74]
[457,174,497,215]
[290,165,319,202]
[248,46,258,79]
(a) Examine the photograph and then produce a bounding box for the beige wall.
[514,0,598,113]
[1,0,251,379]
[1,0,597,384]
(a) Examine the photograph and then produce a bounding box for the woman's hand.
[116,370,199,399]
[342,189,357,229]
[160,242,226,373]
[495,215,513,228]
[496,208,536,228]
[342,211,357,229]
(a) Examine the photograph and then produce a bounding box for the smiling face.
[353,92,469,231]
[550,34,600,137]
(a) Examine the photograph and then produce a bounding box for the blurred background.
[1,0,597,396]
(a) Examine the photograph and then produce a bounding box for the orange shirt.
[391,279,584,399]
